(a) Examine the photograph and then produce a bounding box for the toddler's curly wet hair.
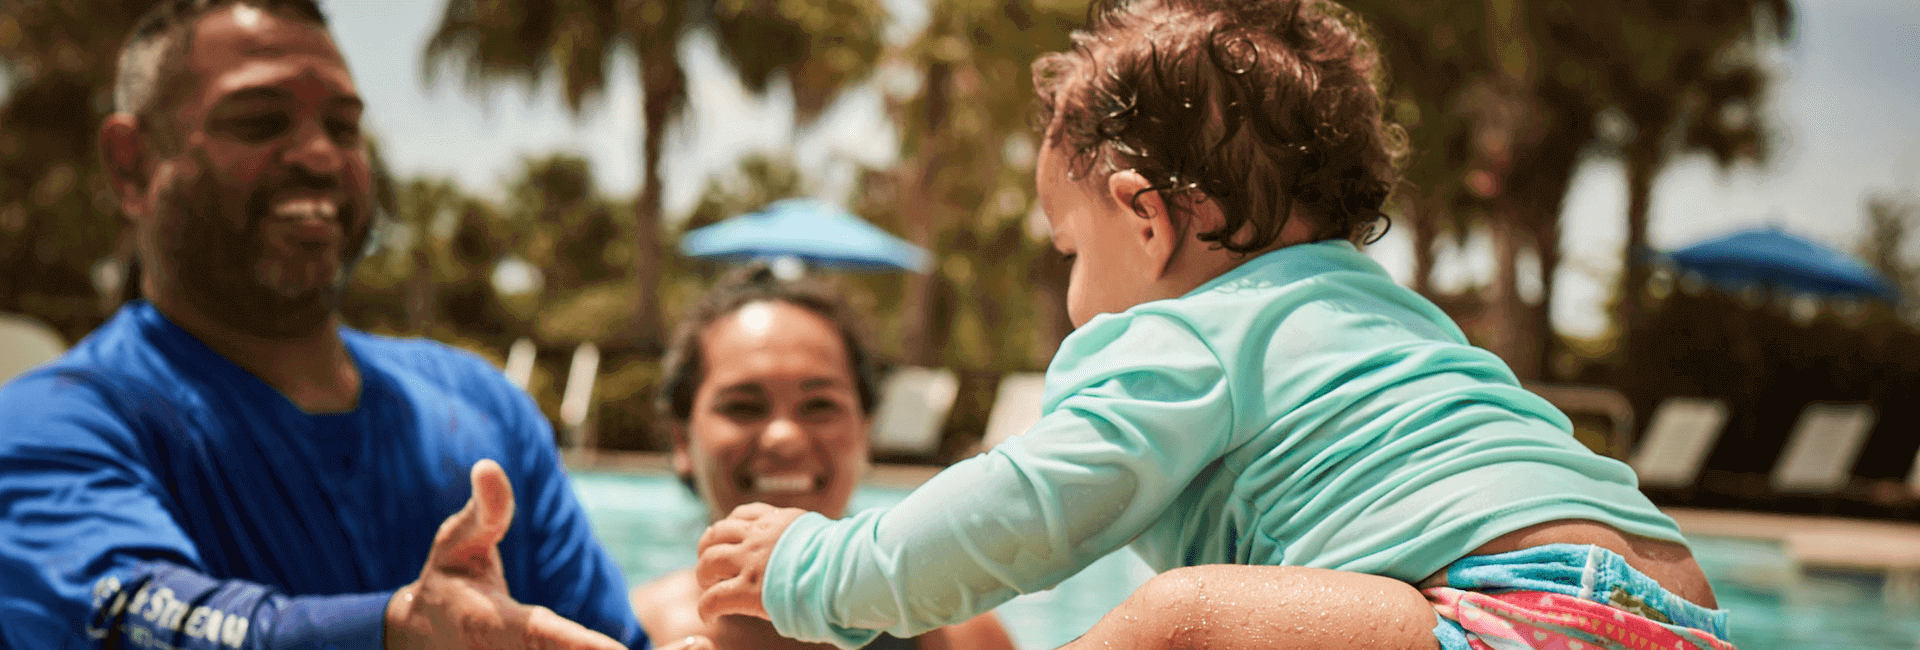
[1033,0,1406,251]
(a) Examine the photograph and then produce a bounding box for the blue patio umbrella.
[678,198,932,273]
[1665,225,1897,303]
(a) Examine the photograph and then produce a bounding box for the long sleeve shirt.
[0,302,646,650]
[763,241,1683,648]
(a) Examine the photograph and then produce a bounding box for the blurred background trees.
[423,0,888,352]
[1347,0,1794,381]
[0,1,143,342]
[1861,190,1920,323]
[3,0,1917,481]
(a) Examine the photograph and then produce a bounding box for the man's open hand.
[693,503,807,623]
[384,459,629,650]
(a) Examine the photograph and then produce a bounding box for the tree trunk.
[1516,128,1580,382]
[901,62,953,366]
[1617,138,1661,361]
[1533,217,1560,380]
[1407,190,1439,298]
[406,246,434,333]
[1487,205,1537,380]
[627,49,684,353]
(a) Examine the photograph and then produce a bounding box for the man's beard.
[156,161,372,340]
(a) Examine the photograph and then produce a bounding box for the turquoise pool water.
[570,471,1920,650]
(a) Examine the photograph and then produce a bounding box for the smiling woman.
[629,265,1014,650]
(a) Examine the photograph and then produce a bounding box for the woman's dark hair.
[1032,0,1405,251]
[656,264,882,427]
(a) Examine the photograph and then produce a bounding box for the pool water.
[570,471,1920,650]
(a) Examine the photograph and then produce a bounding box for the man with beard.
[0,3,688,650]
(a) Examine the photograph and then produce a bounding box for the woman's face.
[676,300,870,521]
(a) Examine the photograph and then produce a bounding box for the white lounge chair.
[557,341,600,450]
[503,337,537,391]
[1628,397,1731,489]
[0,313,67,385]
[1771,403,1876,494]
[869,366,959,458]
[980,373,1048,452]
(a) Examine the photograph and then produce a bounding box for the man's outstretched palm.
[384,460,698,650]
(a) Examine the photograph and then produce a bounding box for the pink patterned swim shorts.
[1423,544,1735,650]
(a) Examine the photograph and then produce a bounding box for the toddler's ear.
[1107,169,1179,277]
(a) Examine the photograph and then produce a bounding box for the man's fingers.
[471,459,516,531]
[522,605,629,650]
[429,459,516,573]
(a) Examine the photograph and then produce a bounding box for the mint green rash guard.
[764,240,1684,648]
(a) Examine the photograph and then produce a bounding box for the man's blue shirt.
[0,302,647,650]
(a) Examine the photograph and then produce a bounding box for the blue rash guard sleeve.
[762,314,1236,648]
[85,563,390,650]
[0,375,392,650]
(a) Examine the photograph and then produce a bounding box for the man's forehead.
[185,4,351,86]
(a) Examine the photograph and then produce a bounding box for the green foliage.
[713,0,887,123]
[425,0,891,350]
[681,153,807,234]
[0,0,1826,453]
[1860,190,1920,323]
[887,0,1083,370]
[0,1,156,342]
[1344,0,1792,379]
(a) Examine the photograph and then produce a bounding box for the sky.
[323,0,1920,339]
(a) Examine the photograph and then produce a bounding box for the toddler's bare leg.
[1059,565,1441,650]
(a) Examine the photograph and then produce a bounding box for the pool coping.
[563,450,945,489]
[1666,507,1920,572]
[565,451,1920,575]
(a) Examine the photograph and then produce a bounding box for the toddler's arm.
[698,313,1237,649]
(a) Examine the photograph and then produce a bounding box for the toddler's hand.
[695,503,808,623]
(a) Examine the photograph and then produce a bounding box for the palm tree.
[890,0,1081,367]
[424,0,885,351]
[1354,0,1789,380]
[1601,0,1793,357]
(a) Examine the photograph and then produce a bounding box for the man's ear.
[99,114,151,219]
[1107,169,1179,277]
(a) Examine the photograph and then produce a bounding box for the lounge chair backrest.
[557,341,601,449]
[1771,403,1876,494]
[981,373,1049,452]
[504,337,537,391]
[870,366,960,457]
[1629,397,1730,489]
[0,314,66,385]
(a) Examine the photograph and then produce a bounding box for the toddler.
[697,1,1732,648]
